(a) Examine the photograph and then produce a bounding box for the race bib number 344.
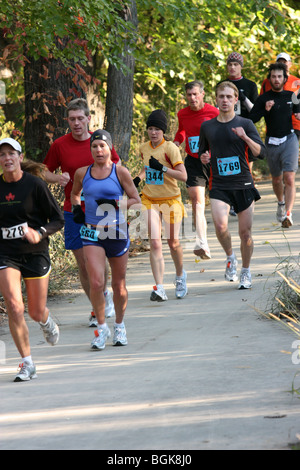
[217,156,241,176]
[145,166,164,185]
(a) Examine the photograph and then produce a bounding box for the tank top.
[82,164,126,232]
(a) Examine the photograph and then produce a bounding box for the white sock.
[227,252,236,261]
[114,322,124,328]
[22,355,33,364]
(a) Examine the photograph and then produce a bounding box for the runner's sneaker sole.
[193,248,211,260]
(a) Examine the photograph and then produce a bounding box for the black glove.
[72,205,85,224]
[149,156,163,172]
[96,198,118,209]
[133,176,141,188]
[239,90,246,102]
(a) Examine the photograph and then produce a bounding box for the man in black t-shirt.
[225,52,258,120]
[199,81,265,290]
[250,62,300,228]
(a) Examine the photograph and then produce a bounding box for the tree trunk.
[104,0,138,161]
[24,41,87,162]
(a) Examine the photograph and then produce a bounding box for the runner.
[0,138,64,382]
[44,98,120,326]
[174,80,219,259]
[250,62,300,228]
[199,82,266,289]
[260,53,300,140]
[134,109,188,301]
[71,130,140,350]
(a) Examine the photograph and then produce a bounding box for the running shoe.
[150,285,168,302]
[91,324,111,351]
[40,315,59,346]
[238,271,252,289]
[225,256,238,282]
[193,245,211,260]
[104,290,115,318]
[113,324,128,346]
[175,270,188,299]
[281,211,293,228]
[89,312,98,327]
[229,206,237,216]
[14,362,37,382]
[276,201,286,223]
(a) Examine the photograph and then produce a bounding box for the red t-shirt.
[174,103,219,158]
[44,132,120,212]
[260,74,300,132]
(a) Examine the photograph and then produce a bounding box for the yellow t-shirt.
[140,139,183,200]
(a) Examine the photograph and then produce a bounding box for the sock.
[227,252,236,262]
[22,355,33,364]
[241,267,250,274]
[39,313,50,327]
[114,322,124,328]
[98,322,107,331]
[278,200,285,205]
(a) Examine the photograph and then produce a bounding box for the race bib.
[217,156,241,176]
[1,222,29,240]
[80,225,99,242]
[145,166,164,185]
[234,100,241,115]
[188,136,200,153]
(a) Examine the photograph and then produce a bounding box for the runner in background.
[0,138,64,382]
[44,98,120,326]
[250,62,300,228]
[174,80,219,259]
[134,109,188,301]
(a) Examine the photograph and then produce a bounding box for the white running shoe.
[281,211,293,228]
[175,270,188,299]
[150,285,168,302]
[91,324,111,351]
[40,315,59,346]
[276,202,286,223]
[104,290,115,318]
[14,362,37,382]
[113,324,128,346]
[238,271,252,289]
[225,256,238,282]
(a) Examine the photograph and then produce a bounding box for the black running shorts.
[0,252,51,279]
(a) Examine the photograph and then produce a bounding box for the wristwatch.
[162,166,168,173]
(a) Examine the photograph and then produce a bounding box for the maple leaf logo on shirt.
[5,193,15,201]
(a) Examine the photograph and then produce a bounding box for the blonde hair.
[216,81,239,98]
[21,160,47,179]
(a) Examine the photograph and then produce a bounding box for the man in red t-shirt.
[44,98,120,325]
[260,53,300,139]
[174,80,219,259]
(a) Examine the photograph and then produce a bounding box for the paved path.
[0,176,300,451]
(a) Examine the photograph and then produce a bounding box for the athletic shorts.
[0,252,51,280]
[184,154,207,188]
[265,133,299,177]
[64,211,83,250]
[209,187,261,214]
[141,193,186,224]
[81,224,130,258]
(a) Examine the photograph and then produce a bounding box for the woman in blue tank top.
[71,130,140,351]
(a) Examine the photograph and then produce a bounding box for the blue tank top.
[82,164,125,228]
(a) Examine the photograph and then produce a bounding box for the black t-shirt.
[249,89,300,138]
[0,172,64,255]
[198,115,265,190]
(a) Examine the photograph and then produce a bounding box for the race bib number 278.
[1,222,29,240]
